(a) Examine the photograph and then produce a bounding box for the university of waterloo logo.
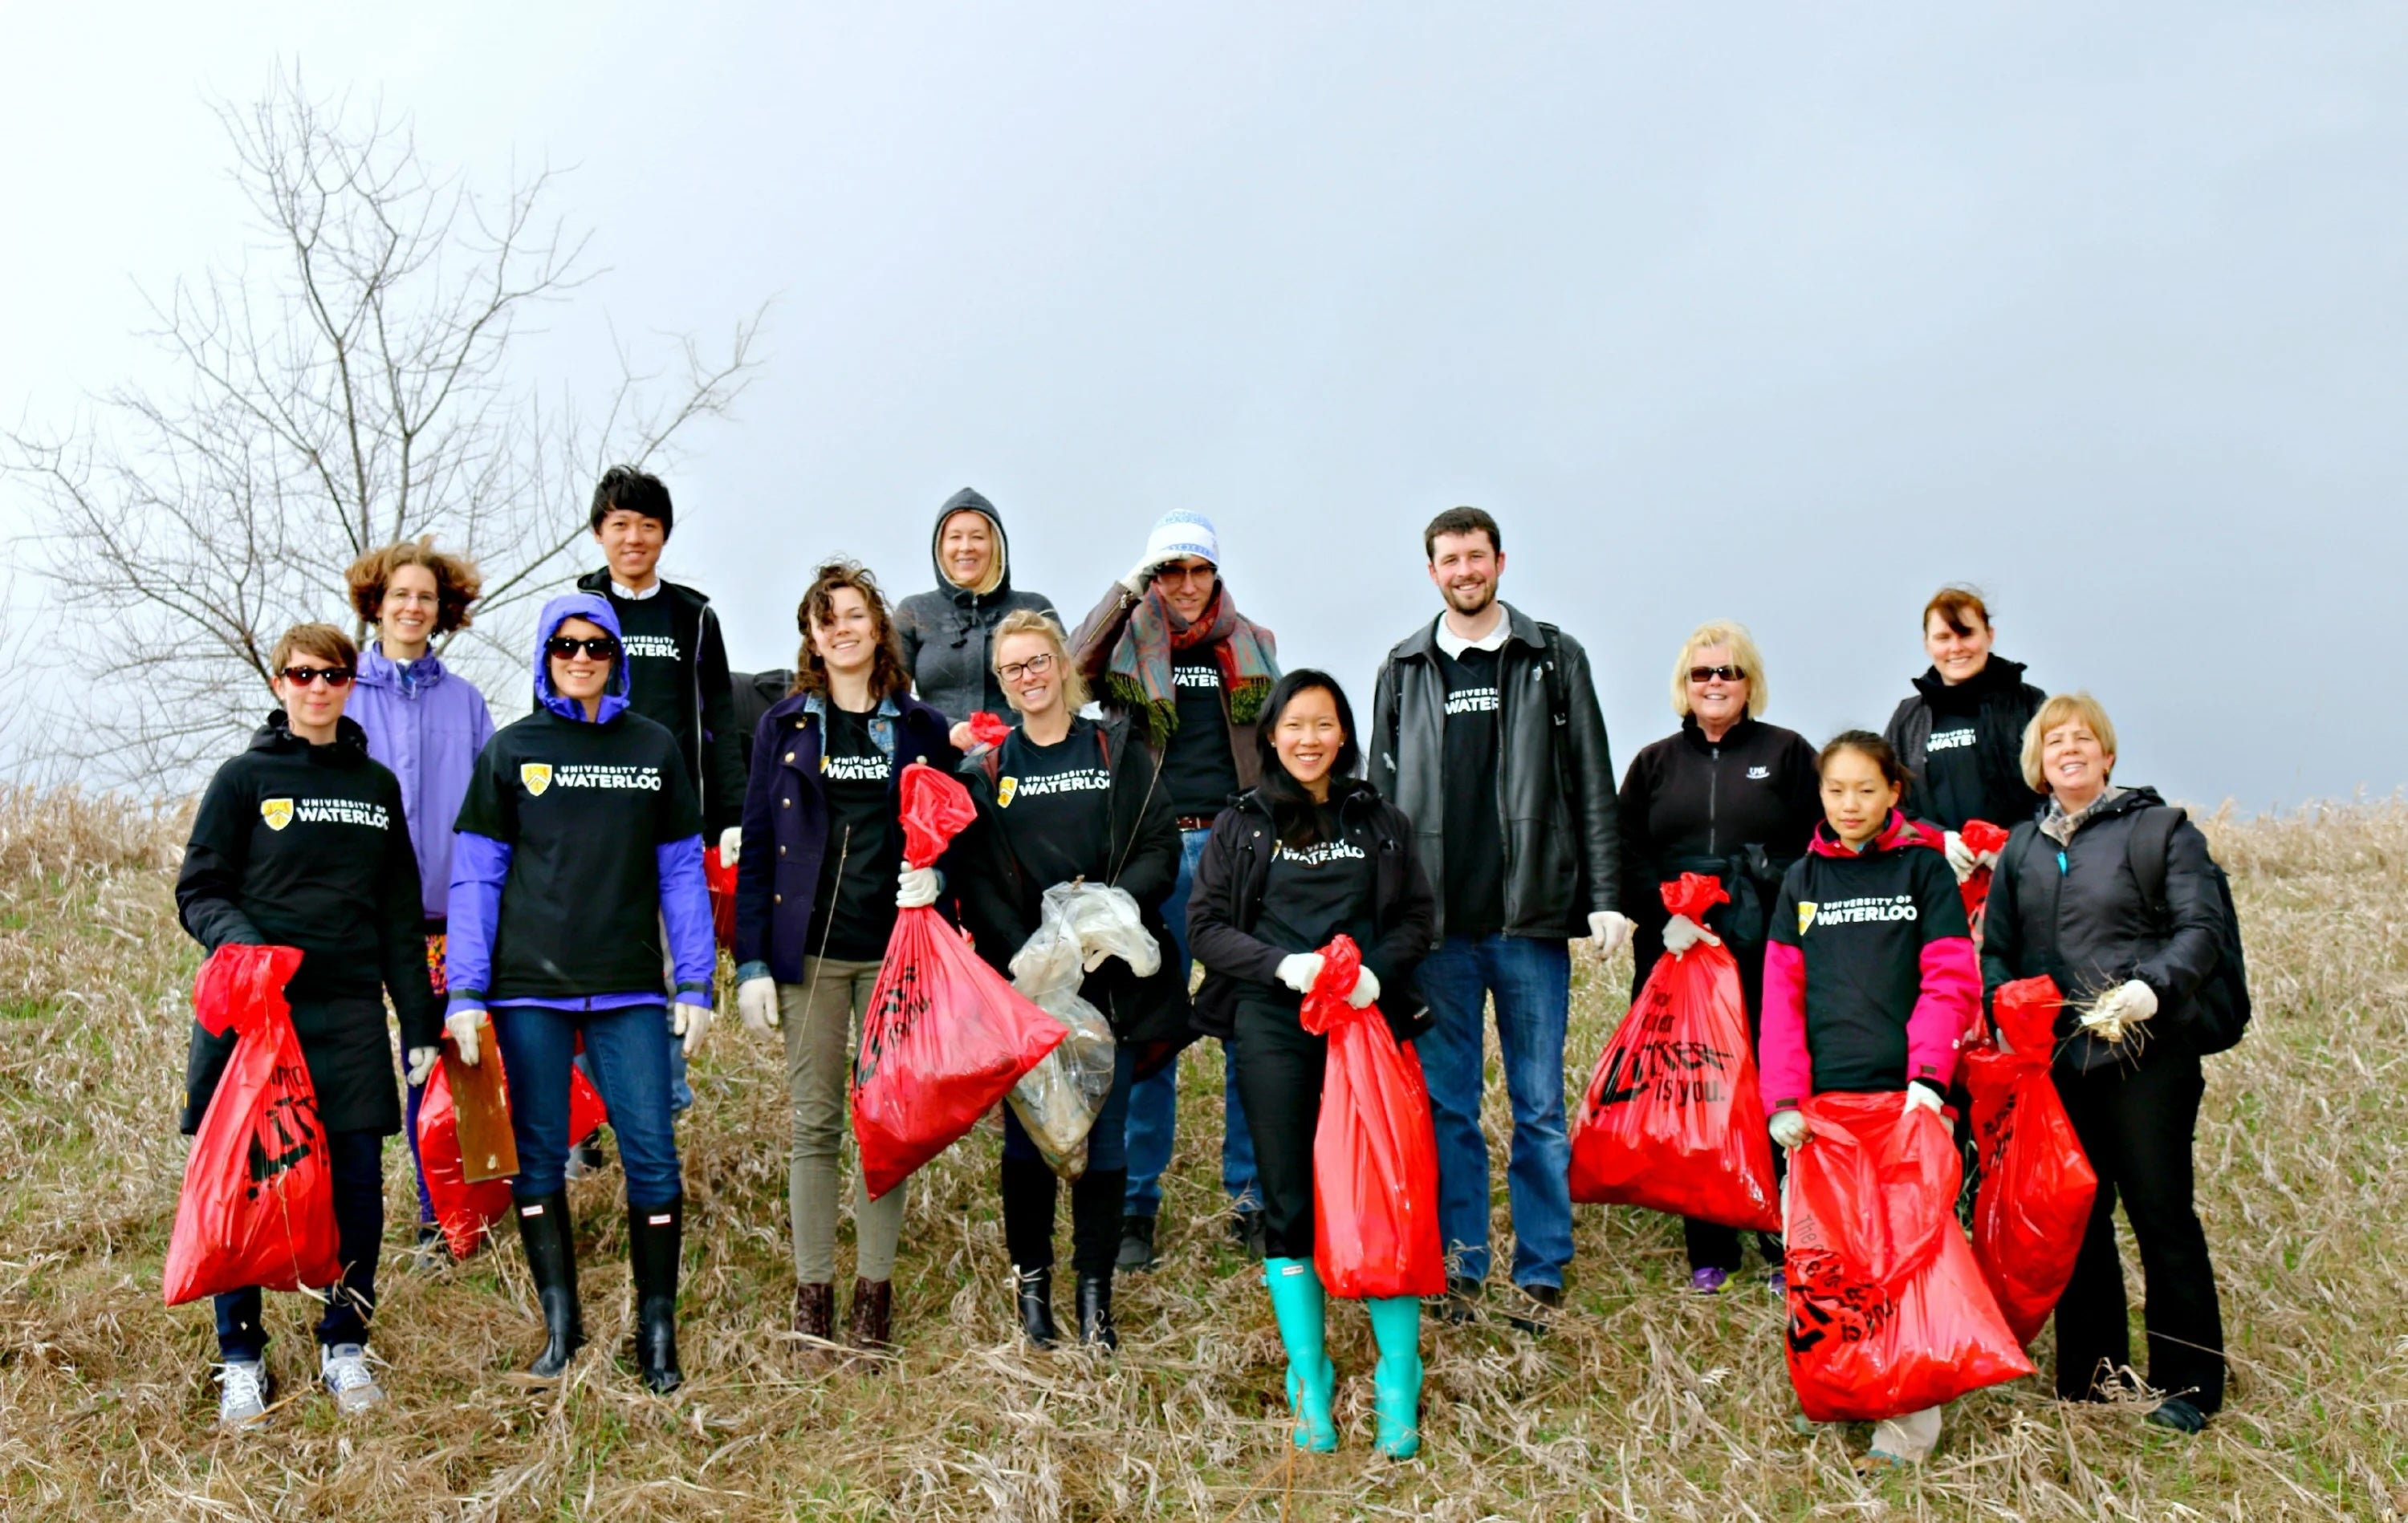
[1797,901,1818,934]
[521,763,553,797]
[259,798,294,831]
[997,777,1019,807]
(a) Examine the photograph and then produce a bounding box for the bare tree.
[4,67,764,780]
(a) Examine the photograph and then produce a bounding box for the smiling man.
[1369,506,1627,1332]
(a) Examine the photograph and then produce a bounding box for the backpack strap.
[2125,804,2186,918]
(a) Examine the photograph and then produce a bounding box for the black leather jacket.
[1369,603,1622,940]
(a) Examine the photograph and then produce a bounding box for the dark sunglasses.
[278,665,355,688]
[1688,665,1746,684]
[547,636,620,660]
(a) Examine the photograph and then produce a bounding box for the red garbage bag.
[1962,976,2097,1345]
[1300,936,1446,1300]
[164,945,341,1306]
[417,1051,608,1259]
[966,710,1011,750]
[1567,874,1780,1231]
[1783,1090,2033,1421]
[1958,819,2012,932]
[706,844,738,950]
[853,764,1067,1200]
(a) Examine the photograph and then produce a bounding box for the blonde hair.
[940,509,1007,598]
[2020,690,2117,793]
[990,609,1090,713]
[1670,619,1769,719]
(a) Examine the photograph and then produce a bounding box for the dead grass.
[0,786,2403,1520]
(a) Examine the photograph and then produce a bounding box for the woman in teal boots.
[1186,670,1438,1456]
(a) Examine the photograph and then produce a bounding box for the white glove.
[719,825,742,867]
[1588,911,1633,958]
[405,1046,438,1086]
[738,976,779,1033]
[897,865,942,909]
[1942,831,1977,883]
[445,1008,484,1067]
[1661,913,1721,958]
[673,999,712,1056]
[1120,555,1167,596]
[1276,952,1325,994]
[1904,1082,1946,1118]
[2081,978,2159,1044]
[1769,1110,1810,1149]
[1345,967,1381,1009]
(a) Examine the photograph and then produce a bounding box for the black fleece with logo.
[175,713,437,1134]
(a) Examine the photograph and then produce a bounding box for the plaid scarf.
[1105,581,1279,749]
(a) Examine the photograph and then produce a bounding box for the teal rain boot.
[1365,1295,1424,1458]
[1263,1257,1337,1452]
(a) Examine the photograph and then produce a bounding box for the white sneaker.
[319,1343,386,1415]
[218,1359,271,1429]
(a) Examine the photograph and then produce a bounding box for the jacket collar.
[576,566,706,614]
[1806,809,1930,859]
[1395,600,1545,663]
[357,640,447,695]
[1678,713,1759,753]
[252,710,372,765]
[1911,655,2028,704]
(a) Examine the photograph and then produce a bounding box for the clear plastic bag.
[1005,883,1153,1178]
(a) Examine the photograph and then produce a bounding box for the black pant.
[1002,1160,1131,1278]
[1228,997,1328,1262]
[2052,1047,2224,1413]
[215,1129,385,1359]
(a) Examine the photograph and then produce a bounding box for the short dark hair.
[590,465,674,538]
[1816,729,1911,789]
[1922,583,1991,638]
[1423,506,1500,561]
[1253,669,1365,848]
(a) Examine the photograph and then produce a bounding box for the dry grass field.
[0,784,2402,1520]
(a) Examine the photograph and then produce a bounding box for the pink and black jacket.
[1756,810,1979,1114]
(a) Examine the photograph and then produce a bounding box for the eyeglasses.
[1688,665,1747,684]
[278,666,355,688]
[998,651,1056,684]
[546,636,621,660]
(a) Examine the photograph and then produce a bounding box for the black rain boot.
[1071,1169,1126,1351]
[628,1196,683,1394]
[513,1192,585,1379]
[1015,1266,1059,1348]
[1075,1273,1118,1350]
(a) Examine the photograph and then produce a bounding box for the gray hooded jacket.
[893,487,1057,723]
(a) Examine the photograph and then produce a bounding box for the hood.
[929,487,1012,603]
[533,591,631,724]
[1807,808,1938,859]
[250,710,372,763]
[1912,654,2029,706]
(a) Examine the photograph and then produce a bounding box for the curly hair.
[344,538,484,636]
[790,559,912,702]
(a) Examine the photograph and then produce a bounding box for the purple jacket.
[348,641,494,922]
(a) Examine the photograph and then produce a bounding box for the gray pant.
[782,957,905,1284]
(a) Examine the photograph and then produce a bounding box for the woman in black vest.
[1978,691,2227,1433]
[946,611,1191,1350]
[1615,620,1820,1294]
[1881,586,2046,884]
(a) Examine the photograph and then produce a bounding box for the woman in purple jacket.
[344,538,494,1258]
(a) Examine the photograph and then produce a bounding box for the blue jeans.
[493,1003,683,1209]
[215,1129,384,1359]
[1123,827,1259,1217]
[1416,934,1574,1288]
[1003,1041,1136,1172]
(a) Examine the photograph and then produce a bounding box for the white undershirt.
[611,579,662,601]
[1433,608,1509,660]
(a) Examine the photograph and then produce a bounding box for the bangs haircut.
[344,537,485,636]
[1923,583,1992,638]
[1816,729,1910,790]
[791,559,911,703]
[1253,669,1363,849]
[1670,619,1768,719]
[989,609,1088,712]
[270,622,358,675]
[2021,690,2116,794]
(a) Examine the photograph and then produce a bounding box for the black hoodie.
[893,488,1058,723]
[1884,656,2047,834]
[175,712,437,1134]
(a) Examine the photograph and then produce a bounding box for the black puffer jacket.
[893,489,1058,722]
[1884,656,2047,833]
[946,713,1197,1074]
[1187,782,1437,1042]
[1369,604,1622,940]
[1979,786,2226,1075]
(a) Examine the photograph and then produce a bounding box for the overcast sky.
[4,2,2402,808]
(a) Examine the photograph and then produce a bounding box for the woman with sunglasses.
[175,623,440,1428]
[1187,670,1436,1456]
[1613,621,1820,1295]
[444,593,716,1394]
[946,611,1192,1350]
[730,560,962,1358]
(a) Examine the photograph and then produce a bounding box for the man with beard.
[1369,507,1628,1331]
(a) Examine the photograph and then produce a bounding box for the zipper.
[1706,741,1721,858]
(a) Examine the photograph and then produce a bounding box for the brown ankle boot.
[792,1282,836,1360]
[845,1277,893,1352]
